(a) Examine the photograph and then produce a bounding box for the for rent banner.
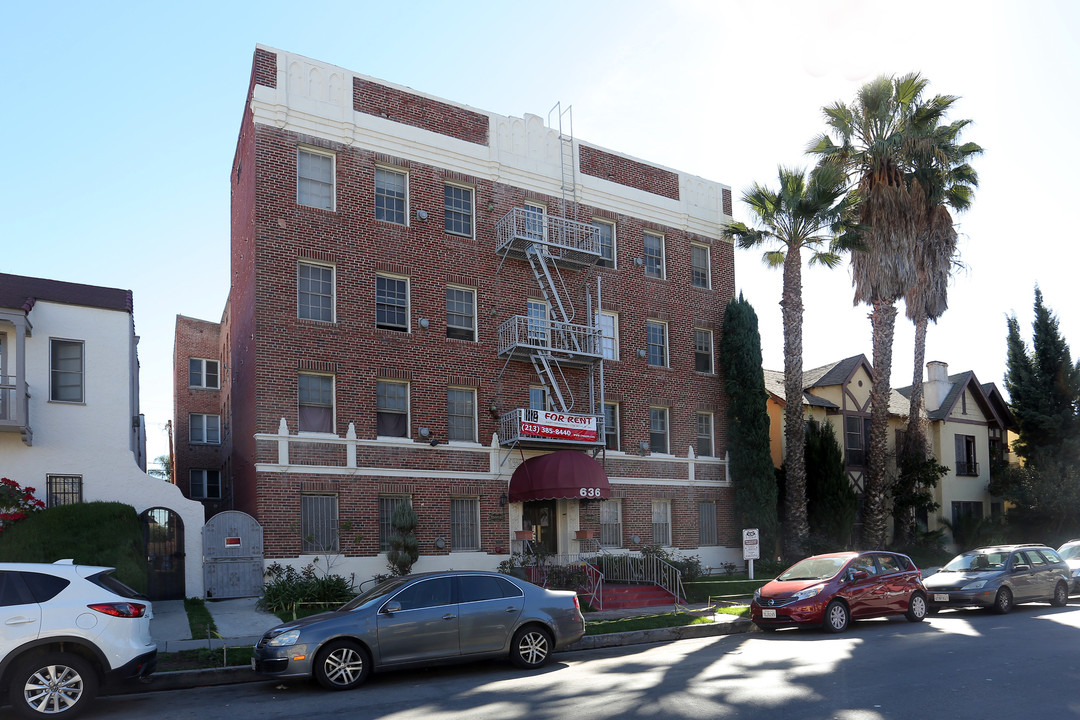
[520,411,598,442]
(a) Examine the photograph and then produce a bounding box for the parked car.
[252,570,585,690]
[750,551,927,633]
[0,560,156,719]
[923,544,1070,614]
[1057,540,1080,594]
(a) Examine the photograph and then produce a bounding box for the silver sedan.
[252,570,585,690]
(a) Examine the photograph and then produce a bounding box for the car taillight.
[573,595,581,610]
[88,602,147,618]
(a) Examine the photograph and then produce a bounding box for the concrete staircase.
[588,583,680,610]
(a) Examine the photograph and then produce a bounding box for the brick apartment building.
[174,45,740,583]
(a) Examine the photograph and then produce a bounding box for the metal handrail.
[497,316,602,358]
[498,408,604,446]
[495,208,601,258]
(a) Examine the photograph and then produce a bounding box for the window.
[529,386,550,412]
[594,219,616,268]
[375,167,407,225]
[451,497,480,551]
[446,286,476,341]
[845,415,870,467]
[378,496,407,552]
[444,184,473,237]
[298,373,334,433]
[600,500,622,547]
[597,311,618,361]
[647,320,668,367]
[46,475,82,507]
[699,501,718,546]
[189,413,221,444]
[391,577,453,611]
[697,412,714,457]
[652,499,672,546]
[989,427,1005,465]
[691,244,711,288]
[188,358,220,389]
[189,470,221,500]
[298,148,334,210]
[650,407,669,454]
[643,231,665,279]
[376,274,409,331]
[50,339,83,403]
[447,388,476,442]
[527,299,548,346]
[377,380,409,437]
[694,329,714,373]
[604,402,620,451]
[301,494,338,553]
[951,500,983,529]
[955,435,978,476]
[524,202,545,241]
[299,262,334,322]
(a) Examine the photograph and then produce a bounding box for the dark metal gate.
[142,507,185,601]
[202,511,264,599]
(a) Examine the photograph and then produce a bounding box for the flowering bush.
[0,477,46,532]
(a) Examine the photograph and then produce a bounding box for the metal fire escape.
[495,103,606,458]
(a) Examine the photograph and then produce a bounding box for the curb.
[126,616,752,694]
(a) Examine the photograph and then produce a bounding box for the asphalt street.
[52,602,1080,720]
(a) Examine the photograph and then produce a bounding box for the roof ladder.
[531,353,569,413]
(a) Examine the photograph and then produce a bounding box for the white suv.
[0,560,156,718]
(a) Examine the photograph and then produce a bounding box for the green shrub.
[0,501,147,593]
[258,562,355,616]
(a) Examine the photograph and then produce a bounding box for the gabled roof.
[896,370,1016,429]
[762,369,838,408]
[0,273,132,315]
[767,354,914,419]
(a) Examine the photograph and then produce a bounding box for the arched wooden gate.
[202,511,264,599]
[141,507,185,601]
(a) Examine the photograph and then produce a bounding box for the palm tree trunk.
[906,311,929,445]
[862,299,897,548]
[893,311,930,546]
[782,250,809,558]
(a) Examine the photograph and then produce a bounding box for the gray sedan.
[252,570,585,690]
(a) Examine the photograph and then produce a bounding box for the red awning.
[508,450,611,503]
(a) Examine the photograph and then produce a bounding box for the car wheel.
[9,652,98,719]
[992,587,1013,614]
[905,592,927,622]
[822,600,849,633]
[313,640,371,691]
[510,625,553,669]
[1051,581,1069,607]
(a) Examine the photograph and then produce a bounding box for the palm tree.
[723,164,852,558]
[808,73,930,548]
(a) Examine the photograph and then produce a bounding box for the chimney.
[924,361,950,412]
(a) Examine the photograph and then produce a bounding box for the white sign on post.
[743,528,760,580]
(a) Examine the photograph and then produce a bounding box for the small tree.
[386,502,419,576]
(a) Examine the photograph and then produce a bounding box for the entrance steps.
[587,583,680,610]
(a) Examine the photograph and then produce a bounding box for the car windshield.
[1060,545,1080,561]
[339,576,411,611]
[777,557,848,581]
[942,551,1008,572]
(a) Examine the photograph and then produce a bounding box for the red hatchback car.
[751,551,928,633]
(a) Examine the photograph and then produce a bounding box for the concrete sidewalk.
[150,598,282,653]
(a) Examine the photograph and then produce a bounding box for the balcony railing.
[495,208,602,269]
[0,375,32,444]
[499,408,605,447]
[497,316,602,367]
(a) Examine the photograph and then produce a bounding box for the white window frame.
[529,386,551,412]
[446,285,477,341]
[649,406,669,455]
[376,380,410,439]
[603,401,620,452]
[376,273,410,332]
[297,147,335,211]
[694,328,714,374]
[378,496,409,552]
[597,310,619,361]
[50,338,84,403]
[643,231,665,279]
[527,298,549,347]
[647,320,668,368]
[298,372,335,434]
[600,499,623,548]
[298,261,335,323]
[524,201,546,242]
[444,183,474,238]
[189,469,222,500]
[594,218,616,268]
[696,411,714,458]
[451,497,481,552]
[691,243,711,289]
[301,494,339,553]
[447,387,477,443]
[375,166,408,225]
[189,358,220,389]
[652,499,672,546]
[189,413,221,444]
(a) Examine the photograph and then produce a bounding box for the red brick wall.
[579,145,680,200]
[353,77,489,146]
[172,315,224,519]
[254,47,276,89]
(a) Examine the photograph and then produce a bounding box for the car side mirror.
[382,601,402,614]
[1012,564,1030,573]
[851,570,870,581]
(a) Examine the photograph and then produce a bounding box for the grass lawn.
[683,575,770,603]
[184,598,218,640]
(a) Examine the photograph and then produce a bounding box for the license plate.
[934,593,949,602]
[762,609,777,619]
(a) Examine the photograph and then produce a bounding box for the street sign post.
[743,528,760,580]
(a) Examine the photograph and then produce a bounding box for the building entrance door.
[522,500,557,555]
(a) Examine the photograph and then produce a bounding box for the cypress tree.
[720,293,780,559]
[805,418,858,551]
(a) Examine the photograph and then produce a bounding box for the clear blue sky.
[4,1,1078,468]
